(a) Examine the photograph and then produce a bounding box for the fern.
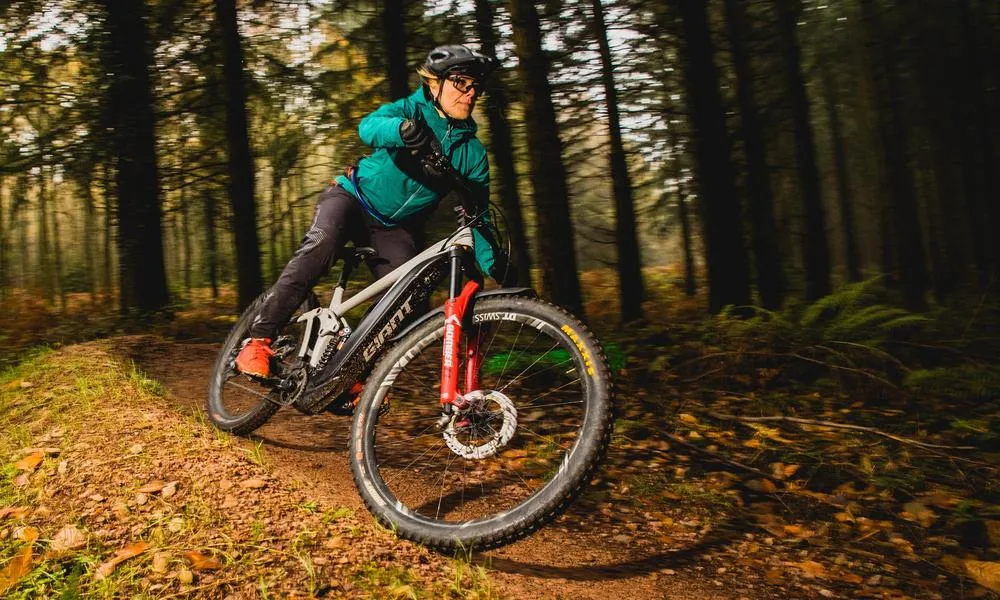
[904,364,1000,400]
[800,277,884,329]
[825,305,927,342]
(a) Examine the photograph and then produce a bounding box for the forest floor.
[1,274,999,599]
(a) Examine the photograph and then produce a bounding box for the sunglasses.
[447,74,485,95]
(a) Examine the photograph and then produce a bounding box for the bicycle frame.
[291,225,486,415]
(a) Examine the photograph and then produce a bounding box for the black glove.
[399,118,435,152]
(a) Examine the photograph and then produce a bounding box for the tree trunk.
[18,185,29,289]
[672,0,751,312]
[507,0,585,317]
[49,177,66,311]
[859,0,928,310]
[81,172,98,301]
[473,0,532,287]
[723,0,785,309]
[181,182,192,297]
[102,161,114,300]
[269,175,280,282]
[776,0,831,301]
[383,0,409,100]
[214,0,263,310]
[0,177,6,299]
[204,188,219,300]
[101,0,170,314]
[819,60,861,283]
[37,167,54,303]
[590,0,645,322]
[957,0,999,278]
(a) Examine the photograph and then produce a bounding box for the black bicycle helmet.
[422,44,499,80]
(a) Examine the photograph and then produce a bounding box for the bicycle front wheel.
[350,295,614,551]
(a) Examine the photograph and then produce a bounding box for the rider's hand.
[399,118,435,152]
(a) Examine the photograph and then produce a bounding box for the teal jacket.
[336,86,497,275]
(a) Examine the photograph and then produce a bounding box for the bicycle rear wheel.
[206,291,318,435]
[350,295,614,551]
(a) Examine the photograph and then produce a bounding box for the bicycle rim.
[353,297,612,547]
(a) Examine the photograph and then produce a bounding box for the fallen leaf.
[240,478,267,489]
[161,482,178,499]
[50,525,87,553]
[57,461,68,475]
[0,529,36,594]
[18,447,61,456]
[499,449,527,459]
[787,560,827,579]
[962,559,1000,592]
[177,568,194,585]
[185,551,222,571]
[678,413,698,424]
[0,507,29,520]
[17,527,39,543]
[95,541,149,580]
[14,473,30,487]
[138,480,167,494]
[985,521,1000,548]
[833,511,855,523]
[749,424,793,443]
[134,493,149,506]
[901,501,936,528]
[889,535,915,555]
[19,380,33,388]
[151,552,170,574]
[745,479,778,493]
[840,571,863,584]
[13,452,43,472]
[783,524,817,539]
[167,518,184,533]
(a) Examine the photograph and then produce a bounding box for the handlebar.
[416,144,481,223]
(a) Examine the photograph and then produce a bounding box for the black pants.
[251,185,425,340]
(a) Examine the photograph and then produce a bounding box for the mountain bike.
[206,146,615,551]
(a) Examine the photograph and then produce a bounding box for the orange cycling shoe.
[234,338,275,378]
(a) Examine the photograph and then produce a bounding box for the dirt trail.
[118,336,792,600]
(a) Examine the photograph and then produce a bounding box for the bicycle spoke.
[223,379,273,401]
[364,303,599,527]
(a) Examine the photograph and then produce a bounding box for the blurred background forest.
[0,0,999,341]
[4,3,1000,595]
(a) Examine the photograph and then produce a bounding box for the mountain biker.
[235,44,510,379]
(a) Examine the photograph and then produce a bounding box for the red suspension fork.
[440,279,480,406]
[465,324,483,393]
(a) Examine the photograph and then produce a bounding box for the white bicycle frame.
[295,226,476,369]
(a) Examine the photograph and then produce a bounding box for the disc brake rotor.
[443,390,518,459]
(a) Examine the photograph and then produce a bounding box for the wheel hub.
[443,390,518,459]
